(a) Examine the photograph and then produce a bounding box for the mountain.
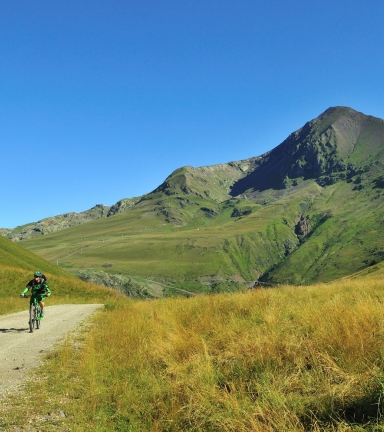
[4,106,384,292]
[230,106,384,194]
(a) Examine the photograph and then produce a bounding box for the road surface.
[0,304,103,398]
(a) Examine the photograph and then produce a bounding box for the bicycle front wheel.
[36,305,41,329]
[29,304,35,333]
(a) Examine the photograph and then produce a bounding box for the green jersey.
[23,279,51,298]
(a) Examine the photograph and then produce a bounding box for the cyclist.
[20,271,51,318]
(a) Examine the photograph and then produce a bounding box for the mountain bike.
[22,295,42,333]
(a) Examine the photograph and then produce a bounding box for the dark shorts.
[30,294,46,304]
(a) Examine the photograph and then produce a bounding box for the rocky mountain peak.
[230,106,384,196]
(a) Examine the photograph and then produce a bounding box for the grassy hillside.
[2,268,384,430]
[20,181,319,287]
[0,235,122,315]
[21,169,384,290]
[262,167,384,284]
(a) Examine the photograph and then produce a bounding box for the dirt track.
[0,304,103,398]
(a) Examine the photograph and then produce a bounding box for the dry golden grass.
[2,276,384,431]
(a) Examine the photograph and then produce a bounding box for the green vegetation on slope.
[262,172,384,284]
[21,183,312,287]
[21,163,384,290]
[0,235,123,315]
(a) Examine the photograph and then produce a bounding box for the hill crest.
[3,106,384,239]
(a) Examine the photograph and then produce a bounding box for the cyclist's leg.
[39,296,46,316]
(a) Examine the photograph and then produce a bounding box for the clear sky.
[1,0,384,228]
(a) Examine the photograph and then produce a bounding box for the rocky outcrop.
[294,215,311,236]
[0,228,12,239]
[71,269,153,299]
[107,197,140,216]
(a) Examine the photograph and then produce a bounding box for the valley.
[2,106,384,296]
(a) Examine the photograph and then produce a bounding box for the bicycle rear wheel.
[29,304,35,333]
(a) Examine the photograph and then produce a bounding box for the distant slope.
[1,198,140,241]
[10,107,384,289]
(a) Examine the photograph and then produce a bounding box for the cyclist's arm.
[20,287,29,296]
[43,284,51,295]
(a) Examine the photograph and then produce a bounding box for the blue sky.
[1,0,384,228]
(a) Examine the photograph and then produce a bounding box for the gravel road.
[0,304,103,398]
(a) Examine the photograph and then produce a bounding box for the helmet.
[34,270,43,277]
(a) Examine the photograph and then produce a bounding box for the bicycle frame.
[24,295,42,333]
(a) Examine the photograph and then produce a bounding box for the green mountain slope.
[0,234,123,315]
[13,107,384,291]
[19,179,314,290]
[0,234,75,275]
